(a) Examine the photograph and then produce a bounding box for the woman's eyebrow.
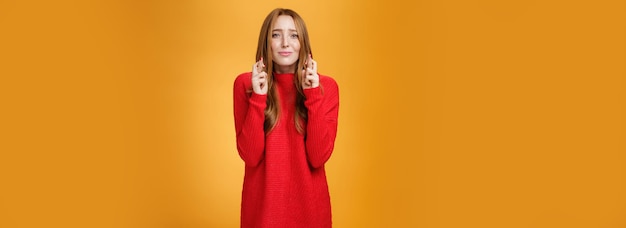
[272,28,298,32]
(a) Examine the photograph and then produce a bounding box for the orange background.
[1,0,625,227]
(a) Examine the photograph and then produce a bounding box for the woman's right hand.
[251,58,268,95]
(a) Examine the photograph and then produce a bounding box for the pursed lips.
[278,51,292,56]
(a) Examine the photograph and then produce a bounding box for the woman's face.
[270,15,301,74]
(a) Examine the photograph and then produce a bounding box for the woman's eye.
[290,34,299,38]
[272,33,280,38]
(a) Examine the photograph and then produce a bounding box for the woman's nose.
[281,36,289,47]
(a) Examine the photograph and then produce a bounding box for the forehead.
[272,15,296,30]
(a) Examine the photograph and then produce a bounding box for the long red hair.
[256,8,312,134]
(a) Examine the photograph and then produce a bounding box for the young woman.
[233,8,339,228]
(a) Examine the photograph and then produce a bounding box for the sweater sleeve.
[303,76,339,169]
[233,73,266,167]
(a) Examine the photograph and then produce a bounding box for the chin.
[278,62,297,67]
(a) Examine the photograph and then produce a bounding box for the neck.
[274,64,295,74]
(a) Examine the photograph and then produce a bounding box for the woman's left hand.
[302,54,319,89]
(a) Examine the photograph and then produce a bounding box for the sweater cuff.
[303,87,323,100]
[249,92,267,108]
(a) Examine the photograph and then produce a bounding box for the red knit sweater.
[233,72,339,228]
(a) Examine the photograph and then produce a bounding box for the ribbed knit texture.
[233,72,339,228]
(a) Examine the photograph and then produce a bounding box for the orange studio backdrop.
[0,0,624,227]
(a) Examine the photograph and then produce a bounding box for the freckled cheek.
[270,41,280,51]
[291,41,301,52]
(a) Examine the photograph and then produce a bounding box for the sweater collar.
[273,72,294,84]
